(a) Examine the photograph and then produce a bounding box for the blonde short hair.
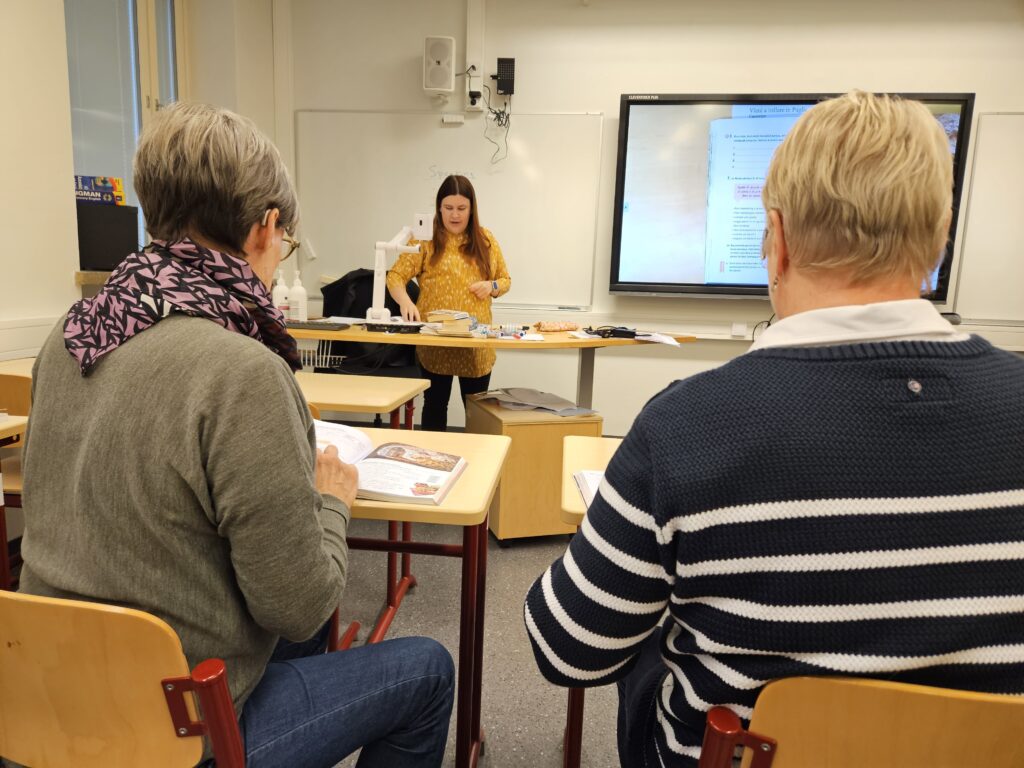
[762,90,952,283]
[134,102,298,253]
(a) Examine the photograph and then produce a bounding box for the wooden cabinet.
[465,395,602,540]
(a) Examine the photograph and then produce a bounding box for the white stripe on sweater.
[666,488,1024,536]
[598,476,664,539]
[523,603,634,681]
[672,593,1024,622]
[540,568,656,650]
[670,617,1024,672]
[678,541,1024,578]
[562,547,666,615]
[656,701,703,758]
[580,515,673,583]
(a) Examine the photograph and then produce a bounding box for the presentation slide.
[616,100,963,292]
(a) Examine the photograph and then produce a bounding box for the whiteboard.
[954,113,1024,324]
[295,110,604,309]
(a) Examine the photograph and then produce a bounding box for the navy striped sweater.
[524,336,1024,765]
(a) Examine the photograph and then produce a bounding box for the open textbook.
[314,420,467,505]
[574,470,604,508]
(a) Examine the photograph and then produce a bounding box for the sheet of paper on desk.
[574,470,604,508]
[636,332,680,347]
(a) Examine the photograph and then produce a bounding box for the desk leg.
[576,348,595,410]
[390,408,401,429]
[563,688,585,768]
[456,522,483,768]
[405,399,415,430]
[367,520,417,644]
[471,515,488,747]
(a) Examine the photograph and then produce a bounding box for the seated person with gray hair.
[524,90,1024,766]
[18,102,454,767]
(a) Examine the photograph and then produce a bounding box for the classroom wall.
[145,0,1024,431]
[0,0,80,359]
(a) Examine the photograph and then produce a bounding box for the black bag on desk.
[320,268,420,374]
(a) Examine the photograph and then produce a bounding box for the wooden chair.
[699,676,1024,768]
[0,589,244,767]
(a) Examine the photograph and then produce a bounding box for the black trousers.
[419,367,491,432]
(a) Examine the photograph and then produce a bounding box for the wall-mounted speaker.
[423,36,456,94]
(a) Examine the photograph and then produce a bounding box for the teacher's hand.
[399,300,421,322]
[468,281,493,300]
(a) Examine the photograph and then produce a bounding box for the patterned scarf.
[64,238,300,375]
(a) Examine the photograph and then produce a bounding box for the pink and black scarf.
[64,238,300,375]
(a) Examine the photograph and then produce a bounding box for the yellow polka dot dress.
[386,228,511,377]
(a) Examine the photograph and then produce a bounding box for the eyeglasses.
[281,231,300,262]
[261,209,300,261]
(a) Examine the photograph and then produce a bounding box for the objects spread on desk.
[314,420,467,505]
[534,321,579,332]
[584,325,637,339]
[364,320,423,334]
[574,470,604,508]
[479,388,595,417]
[425,309,476,337]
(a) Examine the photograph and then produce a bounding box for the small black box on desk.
[76,201,139,271]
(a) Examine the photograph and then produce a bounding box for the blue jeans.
[239,625,455,768]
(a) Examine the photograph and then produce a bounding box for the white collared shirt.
[748,299,970,352]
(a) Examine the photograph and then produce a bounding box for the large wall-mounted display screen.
[609,93,974,300]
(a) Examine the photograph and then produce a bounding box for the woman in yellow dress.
[387,175,511,431]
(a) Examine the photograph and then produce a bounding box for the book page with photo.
[313,420,468,505]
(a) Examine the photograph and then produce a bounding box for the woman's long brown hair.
[430,174,491,280]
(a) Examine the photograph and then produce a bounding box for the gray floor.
[336,518,620,768]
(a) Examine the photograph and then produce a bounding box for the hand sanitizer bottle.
[272,270,290,316]
[290,271,309,321]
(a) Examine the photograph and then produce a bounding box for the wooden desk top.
[0,359,34,378]
[0,416,29,443]
[560,435,623,525]
[351,428,510,526]
[290,326,696,350]
[296,372,429,413]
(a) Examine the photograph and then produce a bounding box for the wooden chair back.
[701,676,1024,768]
[0,590,243,767]
[0,373,32,416]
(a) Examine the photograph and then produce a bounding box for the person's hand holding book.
[315,444,359,508]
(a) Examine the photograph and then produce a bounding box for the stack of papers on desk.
[479,387,595,417]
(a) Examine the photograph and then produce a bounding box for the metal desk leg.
[405,399,415,430]
[456,521,483,768]
[470,514,488,750]
[563,688,585,767]
[367,520,417,644]
[576,348,595,409]
[390,408,401,429]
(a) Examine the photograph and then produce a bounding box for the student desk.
[559,435,623,768]
[289,327,697,408]
[0,358,35,378]
[351,428,510,768]
[0,416,28,445]
[0,416,28,589]
[295,371,428,429]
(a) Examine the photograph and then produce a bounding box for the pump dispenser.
[289,271,308,321]
[271,270,290,316]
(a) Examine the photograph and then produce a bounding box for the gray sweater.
[19,315,350,711]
